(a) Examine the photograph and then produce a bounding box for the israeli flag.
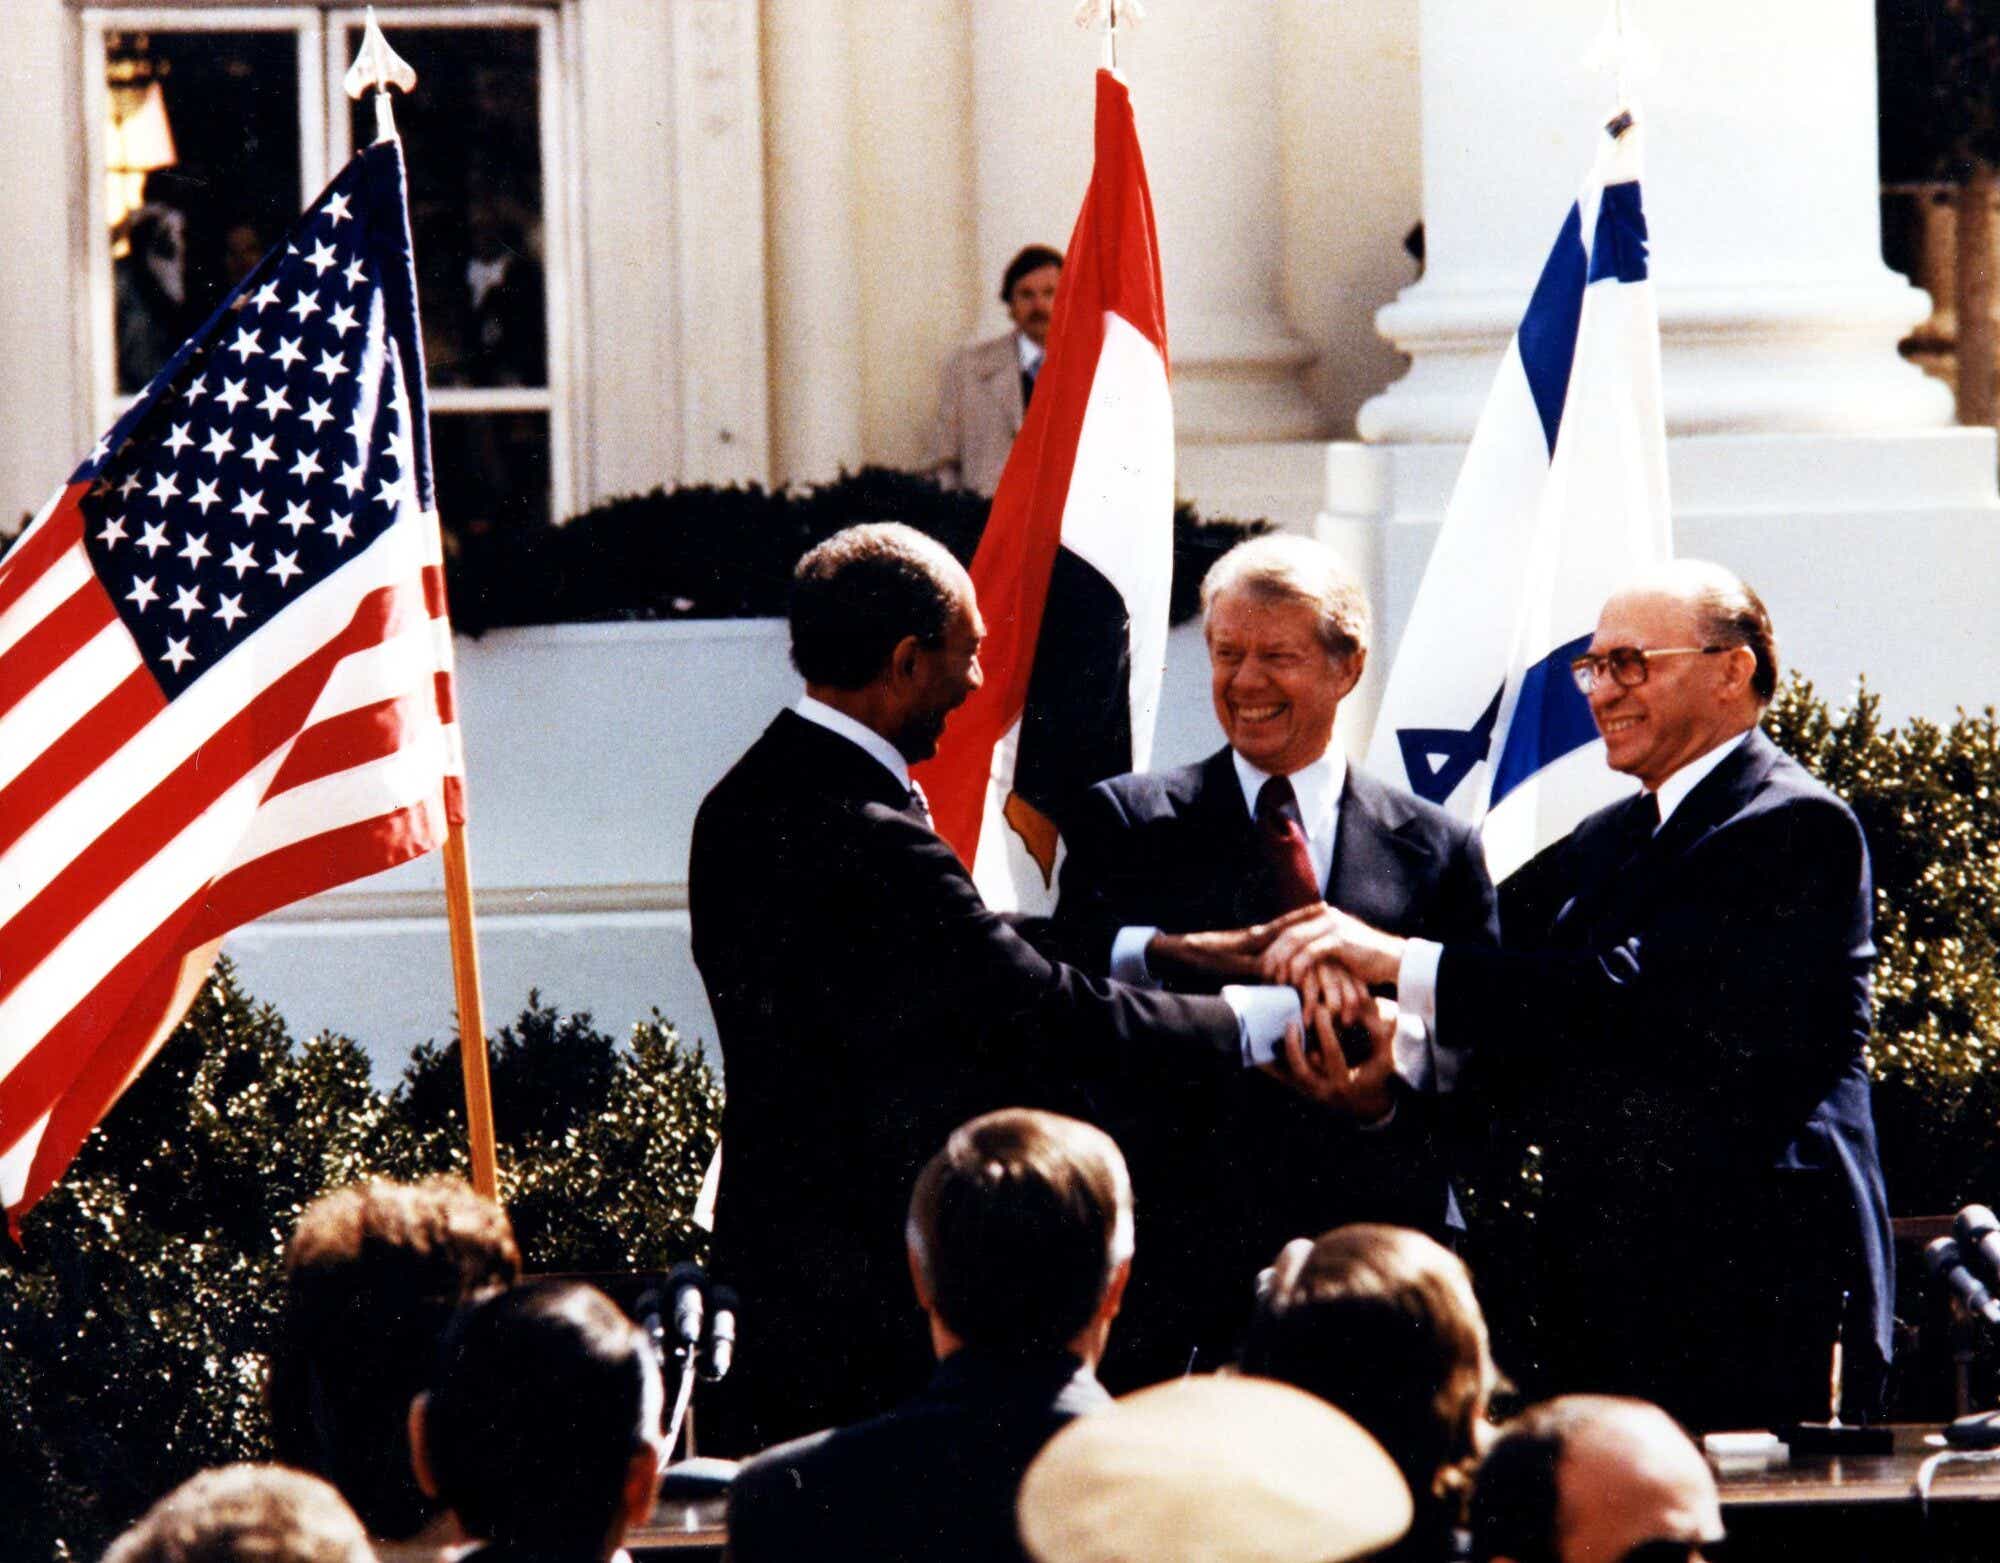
[1365,113,1671,883]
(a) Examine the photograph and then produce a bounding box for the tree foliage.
[0,964,718,1559]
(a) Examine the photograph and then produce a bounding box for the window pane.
[107,30,301,393]
[433,410,552,544]
[348,26,547,390]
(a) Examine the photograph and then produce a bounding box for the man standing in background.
[934,244,1063,496]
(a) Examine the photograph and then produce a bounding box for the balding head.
[1581,561,1772,793]
[1472,1396,1721,1563]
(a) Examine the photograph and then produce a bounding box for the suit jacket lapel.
[1557,729,1773,938]
[1328,767,1438,933]
[1195,748,1274,925]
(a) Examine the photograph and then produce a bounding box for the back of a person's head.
[101,1464,374,1563]
[1241,1225,1496,1524]
[422,1278,664,1556]
[789,521,965,690]
[268,1176,519,1538]
[1018,1376,1411,1563]
[1470,1395,1691,1563]
[905,1108,1133,1354]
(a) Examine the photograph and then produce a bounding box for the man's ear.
[620,1440,666,1534]
[407,1392,440,1499]
[1097,1255,1133,1327]
[1334,646,1366,700]
[888,633,926,687]
[1719,643,1756,698]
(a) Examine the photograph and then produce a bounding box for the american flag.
[0,139,465,1227]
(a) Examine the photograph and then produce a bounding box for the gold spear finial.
[343,7,418,144]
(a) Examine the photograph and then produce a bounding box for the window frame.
[79,2,575,525]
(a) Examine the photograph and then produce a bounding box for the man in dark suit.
[1262,562,1893,1430]
[729,1109,1128,1563]
[1051,534,1499,1382]
[690,524,1316,1453]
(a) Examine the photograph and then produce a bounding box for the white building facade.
[6,0,1994,1070]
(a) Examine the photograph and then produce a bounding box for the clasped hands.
[1148,903,1408,1123]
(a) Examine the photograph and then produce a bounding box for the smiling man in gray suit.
[1052,533,1499,1384]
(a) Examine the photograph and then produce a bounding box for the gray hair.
[1201,534,1372,659]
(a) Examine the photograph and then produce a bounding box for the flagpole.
[345,9,501,1204]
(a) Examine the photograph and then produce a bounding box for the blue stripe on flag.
[1589,181,1649,284]
[1517,203,1588,458]
[1488,632,1597,809]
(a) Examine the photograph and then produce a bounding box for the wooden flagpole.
[345,9,501,1202]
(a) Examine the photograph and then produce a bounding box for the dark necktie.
[1020,365,1038,411]
[1256,775,1322,911]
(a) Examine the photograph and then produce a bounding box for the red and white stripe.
[0,479,462,1223]
[917,68,1173,912]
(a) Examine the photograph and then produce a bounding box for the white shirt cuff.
[1391,1011,1435,1094]
[1222,984,1302,1068]
[1397,938,1443,1028]
[1111,925,1160,987]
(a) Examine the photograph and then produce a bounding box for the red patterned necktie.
[1256,775,1322,911]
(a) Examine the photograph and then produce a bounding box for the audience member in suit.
[1470,1396,1724,1563]
[1261,561,1894,1431]
[409,1280,666,1563]
[266,1176,520,1546]
[729,1108,1132,1563]
[1241,1225,1501,1563]
[690,524,1313,1453]
[1051,534,1499,1380]
[934,245,1063,496]
[101,1465,375,1563]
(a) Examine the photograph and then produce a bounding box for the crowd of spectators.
[86,1108,1726,1563]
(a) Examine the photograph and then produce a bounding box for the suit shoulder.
[1085,756,1210,818]
[1348,766,1482,850]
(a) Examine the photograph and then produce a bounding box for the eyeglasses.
[1569,645,1726,695]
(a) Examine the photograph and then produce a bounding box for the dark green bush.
[442,466,1266,634]
[0,962,718,1560]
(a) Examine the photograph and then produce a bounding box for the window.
[84,6,570,545]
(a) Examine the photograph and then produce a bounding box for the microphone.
[667,1262,707,1351]
[1955,1205,2000,1285]
[703,1286,738,1382]
[1925,1237,2000,1325]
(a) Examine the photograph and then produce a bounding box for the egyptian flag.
[916,68,1172,914]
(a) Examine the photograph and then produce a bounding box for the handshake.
[1148,904,1411,1124]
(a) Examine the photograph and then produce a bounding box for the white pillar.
[1361,0,1952,442]
[763,0,865,483]
[1329,0,2000,731]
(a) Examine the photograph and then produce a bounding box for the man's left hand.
[1261,997,1399,1124]
[1259,905,1406,991]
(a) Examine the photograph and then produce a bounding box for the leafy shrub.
[0,961,718,1559]
[442,466,1266,634]
[1763,678,2000,1214]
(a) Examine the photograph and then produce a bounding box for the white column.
[967,2,1321,446]
[763,0,864,484]
[669,0,772,484]
[1360,0,1953,442]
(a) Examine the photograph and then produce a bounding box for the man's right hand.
[1148,904,1325,983]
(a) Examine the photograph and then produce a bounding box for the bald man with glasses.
[1258,561,1893,1433]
